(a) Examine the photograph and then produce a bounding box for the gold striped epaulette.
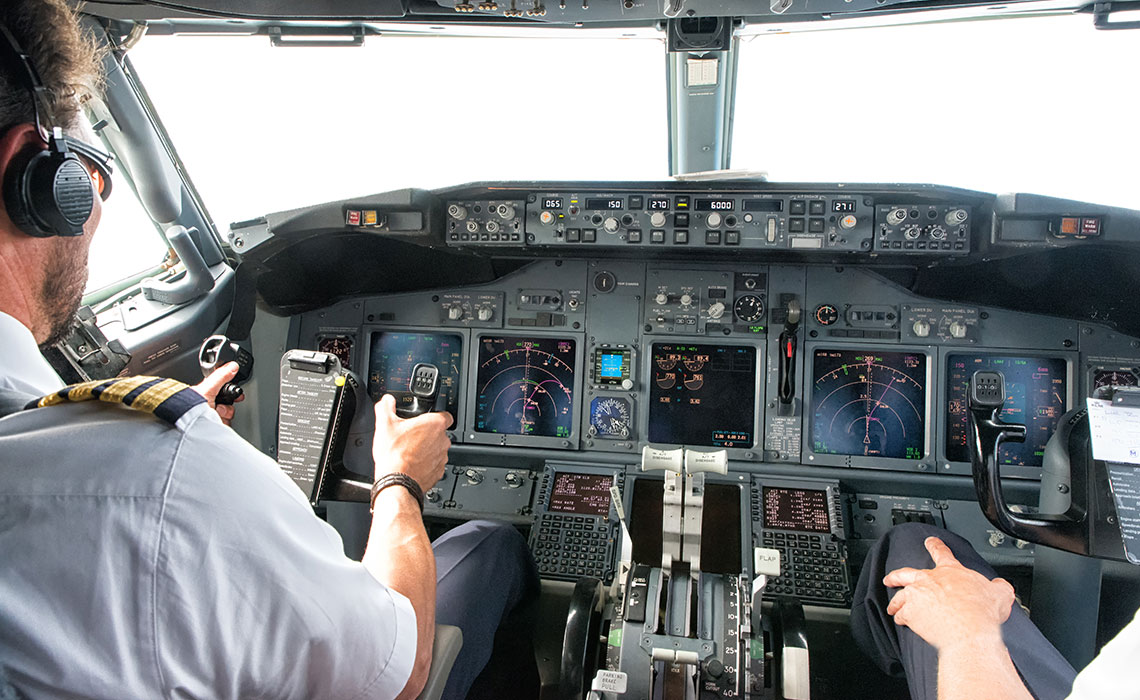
[25,376,206,427]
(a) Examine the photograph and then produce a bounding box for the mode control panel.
[874,204,972,253]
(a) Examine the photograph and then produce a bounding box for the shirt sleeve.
[152,412,417,700]
[1065,607,1140,700]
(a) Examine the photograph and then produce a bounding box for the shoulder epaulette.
[25,376,206,426]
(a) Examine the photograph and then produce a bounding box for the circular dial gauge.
[814,304,839,326]
[810,349,928,460]
[317,335,353,367]
[474,337,576,437]
[1093,369,1140,391]
[590,397,632,438]
[734,294,765,323]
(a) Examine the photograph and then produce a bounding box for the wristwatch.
[370,473,425,513]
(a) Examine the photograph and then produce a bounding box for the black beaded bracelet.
[370,473,425,514]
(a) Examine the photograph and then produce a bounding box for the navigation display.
[549,472,613,516]
[474,336,576,437]
[762,486,832,533]
[648,343,756,448]
[946,354,1067,467]
[369,332,462,429]
[810,349,928,460]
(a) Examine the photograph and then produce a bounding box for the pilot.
[851,522,1140,700]
[0,3,536,699]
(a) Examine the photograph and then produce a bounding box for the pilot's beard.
[38,237,90,350]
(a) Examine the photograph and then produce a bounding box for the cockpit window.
[127,32,669,231]
[732,14,1140,209]
[86,168,167,294]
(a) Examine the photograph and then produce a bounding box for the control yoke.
[968,370,1127,560]
[276,350,442,506]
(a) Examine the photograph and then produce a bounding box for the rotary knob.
[708,301,726,319]
[650,211,667,228]
[477,305,494,322]
[426,488,442,503]
[949,321,968,339]
[539,210,556,226]
[706,212,722,228]
[495,203,515,220]
[447,204,468,220]
[654,293,670,305]
[465,469,484,485]
[621,378,634,390]
[603,216,620,233]
[887,208,908,225]
[680,293,693,307]
[912,319,931,337]
[927,224,948,240]
[447,305,464,321]
[505,472,523,488]
[840,214,858,229]
[903,225,922,240]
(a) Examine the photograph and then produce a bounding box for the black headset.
[0,21,113,238]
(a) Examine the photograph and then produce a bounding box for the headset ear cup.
[1,146,49,237]
[29,150,92,237]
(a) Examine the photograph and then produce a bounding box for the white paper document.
[1086,398,1140,465]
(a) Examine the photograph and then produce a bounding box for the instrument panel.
[296,258,1140,481]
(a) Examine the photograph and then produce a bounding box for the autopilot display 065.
[648,343,757,448]
[474,336,577,437]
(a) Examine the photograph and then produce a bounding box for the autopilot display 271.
[810,348,928,460]
[945,354,1068,467]
[368,332,462,428]
[474,336,576,437]
[648,343,757,448]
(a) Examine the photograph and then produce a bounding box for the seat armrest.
[417,624,463,700]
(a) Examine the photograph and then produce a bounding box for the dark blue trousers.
[432,520,539,700]
[850,522,1076,700]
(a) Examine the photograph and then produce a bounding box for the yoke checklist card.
[1088,397,1140,564]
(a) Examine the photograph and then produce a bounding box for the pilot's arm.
[152,395,449,699]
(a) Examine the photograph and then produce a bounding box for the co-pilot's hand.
[372,394,452,492]
[192,361,245,426]
[884,536,1016,652]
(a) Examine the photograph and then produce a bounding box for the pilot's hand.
[192,361,244,426]
[883,536,1016,652]
[372,393,453,492]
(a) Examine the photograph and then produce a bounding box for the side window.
[84,160,169,295]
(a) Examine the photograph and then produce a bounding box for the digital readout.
[648,198,670,210]
[543,197,564,209]
[600,354,624,378]
[833,200,857,213]
[586,198,624,210]
[549,472,613,516]
[742,199,783,212]
[762,486,832,533]
[696,199,735,211]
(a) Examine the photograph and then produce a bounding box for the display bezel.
[464,332,585,450]
[365,326,468,441]
[802,342,935,472]
[938,348,1075,480]
[641,337,764,459]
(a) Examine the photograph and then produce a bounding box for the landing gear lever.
[777,299,801,413]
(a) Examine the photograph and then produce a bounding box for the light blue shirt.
[0,314,416,699]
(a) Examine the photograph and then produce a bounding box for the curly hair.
[0,0,104,136]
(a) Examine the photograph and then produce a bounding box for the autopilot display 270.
[474,335,576,437]
[810,348,928,460]
[648,343,757,448]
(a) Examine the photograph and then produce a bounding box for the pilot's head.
[0,0,106,347]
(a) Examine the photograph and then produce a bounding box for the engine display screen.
[648,343,756,448]
[369,332,462,429]
[946,354,1068,467]
[762,486,832,533]
[549,472,613,516]
[474,336,576,437]
[810,349,928,460]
